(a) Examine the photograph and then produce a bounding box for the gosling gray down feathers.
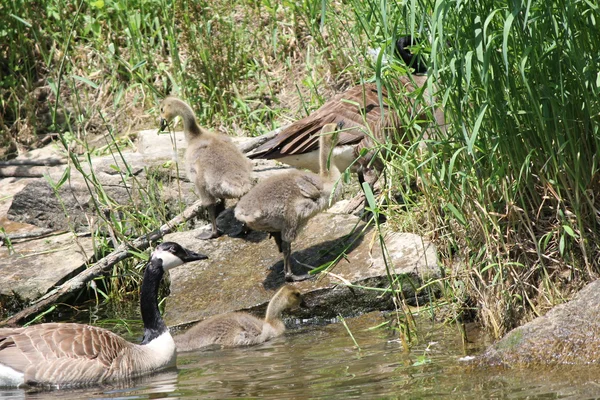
[159,96,253,239]
[235,122,343,281]
[175,286,303,351]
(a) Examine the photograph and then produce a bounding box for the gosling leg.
[282,240,312,282]
[197,204,221,240]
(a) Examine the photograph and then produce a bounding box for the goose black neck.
[140,259,167,345]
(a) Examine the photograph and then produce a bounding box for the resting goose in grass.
[248,35,443,190]
[159,96,253,239]
[0,242,207,388]
[235,122,343,282]
[175,285,304,350]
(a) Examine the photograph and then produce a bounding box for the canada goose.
[247,36,442,189]
[175,285,304,351]
[235,123,342,282]
[0,242,207,388]
[159,97,253,239]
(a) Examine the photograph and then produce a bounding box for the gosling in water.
[159,96,253,239]
[175,286,304,351]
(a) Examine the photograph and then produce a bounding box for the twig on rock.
[0,200,205,327]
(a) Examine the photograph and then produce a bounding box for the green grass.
[2,0,599,339]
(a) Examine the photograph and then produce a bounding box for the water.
[2,312,600,399]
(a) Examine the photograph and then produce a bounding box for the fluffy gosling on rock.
[235,122,343,281]
[159,96,253,239]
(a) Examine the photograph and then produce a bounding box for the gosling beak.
[159,117,168,132]
[299,298,309,309]
[182,248,208,262]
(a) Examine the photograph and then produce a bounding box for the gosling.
[175,285,304,350]
[159,96,253,239]
[235,122,342,281]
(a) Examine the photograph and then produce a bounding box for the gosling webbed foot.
[285,272,313,282]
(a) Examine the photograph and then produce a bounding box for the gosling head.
[150,241,208,271]
[158,97,180,132]
[277,286,306,310]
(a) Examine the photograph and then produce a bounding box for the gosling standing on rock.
[175,285,304,350]
[235,122,343,281]
[159,96,253,239]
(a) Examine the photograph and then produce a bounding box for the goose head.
[150,241,208,271]
[395,35,427,74]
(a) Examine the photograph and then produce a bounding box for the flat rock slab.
[164,212,440,328]
[0,233,94,303]
[477,279,600,366]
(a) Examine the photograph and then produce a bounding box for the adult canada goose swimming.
[235,123,342,282]
[247,36,442,189]
[0,242,207,388]
[175,285,304,351]
[159,97,253,239]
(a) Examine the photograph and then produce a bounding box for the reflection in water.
[3,312,600,399]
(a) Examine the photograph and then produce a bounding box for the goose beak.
[159,117,168,132]
[181,248,208,262]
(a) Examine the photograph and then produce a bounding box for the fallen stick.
[0,200,205,327]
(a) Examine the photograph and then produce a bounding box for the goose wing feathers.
[0,323,133,384]
[250,84,392,159]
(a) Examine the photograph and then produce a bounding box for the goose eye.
[160,107,164,113]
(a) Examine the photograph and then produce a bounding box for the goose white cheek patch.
[152,250,183,270]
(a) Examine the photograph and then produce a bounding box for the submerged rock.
[477,279,600,366]
[164,212,440,328]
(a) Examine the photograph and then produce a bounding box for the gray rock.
[163,212,440,328]
[0,233,94,303]
[477,279,600,366]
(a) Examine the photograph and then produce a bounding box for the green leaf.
[563,225,577,238]
[90,0,105,9]
[362,182,377,211]
[559,235,565,255]
[502,10,516,75]
[445,203,467,226]
[72,75,99,89]
[10,14,32,27]
[412,355,432,366]
[468,104,488,155]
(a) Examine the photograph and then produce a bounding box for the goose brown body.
[235,123,342,281]
[0,323,172,386]
[175,286,303,350]
[159,97,253,239]
[0,242,207,388]
[248,37,444,185]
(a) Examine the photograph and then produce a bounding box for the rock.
[163,212,440,328]
[6,130,289,232]
[0,232,94,308]
[0,130,294,313]
[477,279,600,366]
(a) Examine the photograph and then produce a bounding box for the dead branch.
[0,200,205,327]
